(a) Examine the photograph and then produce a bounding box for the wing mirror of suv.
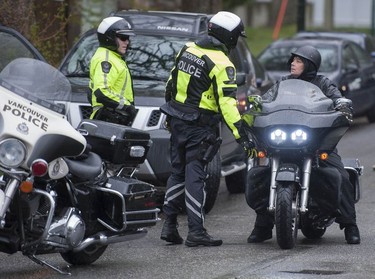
[236,73,246,86]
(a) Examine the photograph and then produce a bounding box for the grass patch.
[246,24,374,57]
[246,24,297,57]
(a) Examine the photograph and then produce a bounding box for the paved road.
[1,117,375,279]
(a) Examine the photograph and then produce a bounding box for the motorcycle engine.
[46,207,86,248]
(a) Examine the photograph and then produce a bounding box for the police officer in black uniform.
[247,45,360,245]
[160,11,252,247]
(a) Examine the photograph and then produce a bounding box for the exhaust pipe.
[72,228,147,252]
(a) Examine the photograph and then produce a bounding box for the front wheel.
[60,244,108,265]
[275,183,299,249]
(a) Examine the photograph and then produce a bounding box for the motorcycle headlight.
[291,129,308,145]
[0,139,27,168]
[270,129,287,145]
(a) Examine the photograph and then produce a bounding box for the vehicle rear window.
[0,31,37,72]
[258,44,338,73]
[123,14,202,36]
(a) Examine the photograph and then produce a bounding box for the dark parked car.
[0,25,46,71]
[58,10,273,212]
[294,31,375,59]
[257,37,375,122]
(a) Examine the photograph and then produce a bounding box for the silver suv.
[58,10,272,212]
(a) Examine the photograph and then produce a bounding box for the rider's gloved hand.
[248,95,263,112]
[334,98,353,121]
[124,105,137,120]
[236,137,256,158]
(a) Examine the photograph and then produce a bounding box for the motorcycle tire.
[204,153,221,214]
[60,244,108,265]
[300,215,326,239]
[275,183,299,249]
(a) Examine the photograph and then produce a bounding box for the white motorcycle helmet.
[208,11,246,50]
[97,16,135,51]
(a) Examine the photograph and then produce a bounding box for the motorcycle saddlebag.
[77,119,151,166]
[100,176,159,230]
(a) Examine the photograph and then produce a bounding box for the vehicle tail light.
[237,92,248,113]
[144,201,156,208]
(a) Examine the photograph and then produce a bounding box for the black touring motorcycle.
[0,58,159,274]
[243,79,362,249]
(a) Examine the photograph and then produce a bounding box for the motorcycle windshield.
[245,79,350,151]
[0,58,86,167]
[249,79,350,129]
[262,79,333,114]
[0,58,71,114]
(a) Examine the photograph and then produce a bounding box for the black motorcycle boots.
[344,224,361,244]
[247,226,273,243]
[185,229,223,247]
[160,216,183,244]
[248,213,274,243]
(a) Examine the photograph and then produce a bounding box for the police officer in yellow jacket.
[160,11,253,247]
[89,16,137,126]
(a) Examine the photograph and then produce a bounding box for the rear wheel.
[275,183,299,249]
[300,215,327,239]
[204,153,221,214]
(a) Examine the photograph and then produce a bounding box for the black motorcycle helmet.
[208,11,246,50]
[288,45,322,71]
[97,16,135,52]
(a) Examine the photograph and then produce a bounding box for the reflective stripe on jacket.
[89,47,134,113]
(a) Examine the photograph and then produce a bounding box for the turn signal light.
[320,152,329,160]
[258,151,266,158]
[31,159,48,177]
[20,180,33,193]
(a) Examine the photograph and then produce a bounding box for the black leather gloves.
[236,137,257,158]
[334,97,353,121]
[237,137,254,151]
[124,105,137,119]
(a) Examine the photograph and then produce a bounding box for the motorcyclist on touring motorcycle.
[247,45,360,245]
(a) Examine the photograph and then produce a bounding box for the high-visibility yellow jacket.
[89,47,134,118]
[164,38,242,139]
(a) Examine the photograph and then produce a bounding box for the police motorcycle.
[0,58,159,274]
[243,79,362,249]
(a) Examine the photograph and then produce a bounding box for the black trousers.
[251,150,357,229]
[163,117,216,233]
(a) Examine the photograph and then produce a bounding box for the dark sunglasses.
[116,35,130,41]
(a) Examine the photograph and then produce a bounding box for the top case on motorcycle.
[77,119,151,166]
